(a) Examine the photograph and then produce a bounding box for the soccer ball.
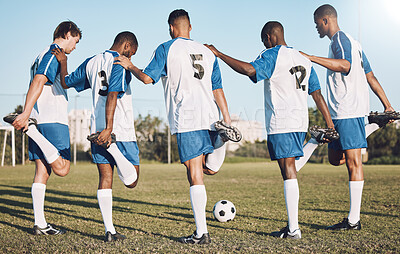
[212,200,236,222]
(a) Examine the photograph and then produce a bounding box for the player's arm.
[204,44,256,79]
[114,55,153,84]
[213,89,231,125]
[96,91,118,146]
[12,75,48,130]
[52,48,69,89]
[366,71,393,111]
[300,52,350,73]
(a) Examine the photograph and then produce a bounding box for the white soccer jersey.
[327,31,372,119]
[143,37,223,134]
[250,45,321,135]
[30,44,69,125]
[66,50,136,141]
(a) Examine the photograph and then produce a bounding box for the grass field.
[0,162,399,253]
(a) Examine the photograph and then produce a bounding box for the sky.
[0,0,399,126]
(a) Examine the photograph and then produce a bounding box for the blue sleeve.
[108,63,132,98]
[249,46,279,83]
[211,57,223,90]
[331,32,352,74]
[65,57,91,92]
[308,67,321,94]
[362,51,372,74]
[143,44,168,84]
[35,45,59,84]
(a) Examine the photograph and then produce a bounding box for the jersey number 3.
[289,66,306,91]
[98,71,108,96]
[190,54,204,80]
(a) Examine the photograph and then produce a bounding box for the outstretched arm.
[13,75,48,130]
[204,44,256,79]
[96,91,118,146]
[52,48,69,89]
[213,88,231,125]
[366,71,394,112]
[300,51,350,73]
[114,55,153,84]
[311,89,335,129]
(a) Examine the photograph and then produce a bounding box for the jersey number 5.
[289,66,306,91]
[98,71,108,96]
[190,54,204,80]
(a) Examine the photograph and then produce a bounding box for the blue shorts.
[29,123,71,161]
[176,130,216,163]
[91,141,140,167]
[267,132,306,160]
[328,117,367,151]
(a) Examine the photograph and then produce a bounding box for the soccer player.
[300,4,395,230]
[205,21,336,239]
[52,31,139,242]
[114,9,240,244]
[3,21,81,235]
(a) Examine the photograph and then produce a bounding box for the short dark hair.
[168,9,190,25]
[53,21,82,40]
[261,21,284,41]
[314,4,337,19]
[112,31,138,47]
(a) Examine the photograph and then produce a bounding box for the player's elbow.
[141,75,153,84]
[243,65,256,78]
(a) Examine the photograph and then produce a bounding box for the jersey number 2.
[190,54,204,80]
[289,66,306,91]
[98,71,108,96]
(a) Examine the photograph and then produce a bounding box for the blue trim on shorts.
[28,123,71,161]
[267,132,306,160]
[328,117,367,151]
[176,130,214,163]
[91,141,140,167]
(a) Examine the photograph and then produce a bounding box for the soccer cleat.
[270,225,301,239]
[104,231,127,242]
[33,224,66,235]
[3,113,37,128]
[326,218,361,230]
[87,132,116,149]
[214,120,242,142]
[309,125,339,144]
[178,231,211,244]
[368,111,400,127]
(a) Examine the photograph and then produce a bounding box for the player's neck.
[327,24,340,40]
[53,38,65,48]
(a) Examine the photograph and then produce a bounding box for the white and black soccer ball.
[212,200,236,222]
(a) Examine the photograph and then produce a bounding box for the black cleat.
[270,225,301,239]
[214,120,242,142]
[309,125,339,144]
[87,132,116,149]
[178,231,211,244]
[104,231,126,242]
[33,224,66,235]
[326,218,361,230]
[368,111,400,127]
[3,113,37,128]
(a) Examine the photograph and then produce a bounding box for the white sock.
[107,143,137,185]
[348,181,364,224]
[365,123,379,138]
[205,143,226,172]
[26,125,59,164]
[31,183,47,228]
[97,189,116,234]
[190,185,208,237]
[284,179,299,233]
[296,138,319,172]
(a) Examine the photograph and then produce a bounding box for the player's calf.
[368,111,400,128]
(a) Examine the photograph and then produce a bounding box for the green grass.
[0,162,399,253]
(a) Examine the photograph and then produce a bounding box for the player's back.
[30,44,69,125]
[161,38,220,133]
